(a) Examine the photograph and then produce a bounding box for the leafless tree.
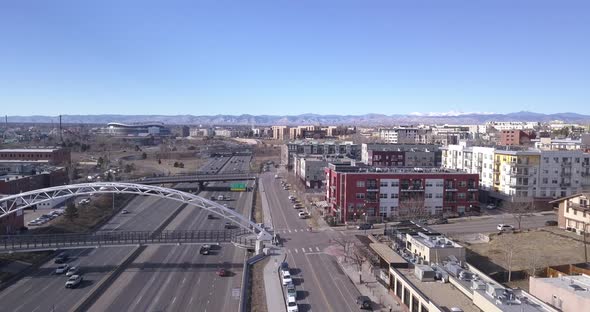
[398,196,430,221]
[332,236,354,255]
[526,247,543,278]
[501,233,517,282]
[348,244,368,284]
[503,198,536,230]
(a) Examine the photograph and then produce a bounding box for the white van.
[217,195,225,201]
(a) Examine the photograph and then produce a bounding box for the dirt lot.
[250,257,269,312]
[466,227,590,286]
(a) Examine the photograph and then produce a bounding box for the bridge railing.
[0,229,253,252]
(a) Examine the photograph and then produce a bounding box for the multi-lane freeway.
[0,154,255,312]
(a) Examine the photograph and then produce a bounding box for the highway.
[261,171,365,312]
[88,154,254,312]
[0,154,253,312]
[0,195,183,312]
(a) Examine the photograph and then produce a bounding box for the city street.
[261,171,365,312]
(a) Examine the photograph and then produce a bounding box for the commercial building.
[96,122,172,137]
[499,130,536,146]
[0,166,67,195]
[0,205,24,234]
[362,143,441,167]
[324,163,479,223]
[292,155,330,189]
[486,121,540,131]
[533,137,583,151]
[180,125,190,137]
[190,127,214,137]
[373,221,556,312]
[529,274,590,312]
[0,148,70,165]
[271,126,289,140]
[281,140,360,167]
[379,127,420,144]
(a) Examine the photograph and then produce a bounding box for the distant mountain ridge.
[5,111,590,126]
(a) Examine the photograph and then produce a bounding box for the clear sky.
[1,0,589,116]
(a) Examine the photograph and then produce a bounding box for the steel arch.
[0,182,271,241]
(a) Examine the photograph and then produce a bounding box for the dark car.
[199,245,211,255]
[280,261,289,272]
[224,222,233,229]
[54,253,69,264]
[207,214,215,219]
[356,296,372,310]
[357,224,373,230]
[545,220,558,226]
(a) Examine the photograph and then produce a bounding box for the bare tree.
[503,198,536,230]
[527,248,543,278]
[332,236,354,255]
[501,233,517,282]
[348,244,368,284]
[398,196,430,221]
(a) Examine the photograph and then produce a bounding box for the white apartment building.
[486,121,540,131]
[533,138,582,151]
[379,127,419,144]
[538,151,585,198]
[471,146,496,191]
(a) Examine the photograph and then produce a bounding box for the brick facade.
[0,148,71,165]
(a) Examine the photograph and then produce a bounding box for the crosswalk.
[285,246,323,254]
[273,228,312,234]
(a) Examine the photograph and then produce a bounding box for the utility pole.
[584,223,588,263]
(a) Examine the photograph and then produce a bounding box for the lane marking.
[316,247,320,252]
[294,248,299,254]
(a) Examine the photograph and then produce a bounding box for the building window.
[380,181,388,187]
[356,193,365,199]
[391,181,399,187]
[379,193,388,199]
[403,287,410,307]
[392,193,399,199]
[356,181,365,188]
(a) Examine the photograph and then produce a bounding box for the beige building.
[551,193,590,234]
[406,232,466,264]
[529,274,590,312]
[271,126,289,140]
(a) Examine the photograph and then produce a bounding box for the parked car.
[55,264,70,274]
[121,209,129,214]
[357,223,373,230]
[207,214,215,219]
[282,271,293,286]
[200,244,211,255]
[66,266,79,277]
[298,212,309,219]
[286,283,297,301]
[356,295,372,310]
[497,224,514,232]
[210,196,216,201]
[65,275,83,288]
[293,204,304,209]
[280,262,289,274]
[286,296,298,312]
[486,203,497,210]
[545,220,558,226]
[288,195,295,200]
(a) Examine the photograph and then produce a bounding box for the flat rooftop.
[0,149,59,153]
[533,274,590,300]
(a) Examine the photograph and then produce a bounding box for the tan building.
[271,126,289,140]
[406,232,466,264]
[551,193,590,234]
[529,274,590,312]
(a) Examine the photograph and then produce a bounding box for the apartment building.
[499,130,536,146]
[533,137,583,151]
[361,143,441,167]
[486,121,540,131]
[324,163,479,223]
[550,193,590,235]
[379,127,420,144]
[292,154,330,189]
[280,140,360,167]
[442,144,589,201]
[271,126,289,140]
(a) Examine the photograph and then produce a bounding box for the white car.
[65,275,83,288]
[121,209,129,214]
[286,296,298,312]
[497,224,514,231]
[486,203,497,210]
[286,283,297,301]
[298,212,309,219]
[55,264,70,274]
[66,266,79,277]
[282,271,293,286]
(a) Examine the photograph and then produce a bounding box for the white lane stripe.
[294,229,298,232]
[316,247,320,252]
[288,230,292,233]
[294,248,299,254]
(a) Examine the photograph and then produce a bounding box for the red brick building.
[0,148,71,165]
[325,163,479,223]
[499,130,536,146]
[0,168,68,195]
[0,208,24,234]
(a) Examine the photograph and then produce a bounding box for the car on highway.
[298,212,309,219]
[286,296,298,312]
[65,275,83,288]
[200,244,211,255]
[66,266,80,277]
[218,195,225,201]
[210,196,216,201]
[216,268,228,277]
[55,264,70,274]
[497,224,514,232]
[357,223,373,230]
[545,220,558,226]
[286,283,296,301]
[121,209,129,214]
[54,253,70,264]
[224,222,233,229]
[356,295,372,310]
[207,214,215,219]
[281,271,293,286]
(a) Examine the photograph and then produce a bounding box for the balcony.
[568,202,590,210]
[560,183,571,188]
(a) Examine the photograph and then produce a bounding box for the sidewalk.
[259,175,287,312]
[337,255,401,312]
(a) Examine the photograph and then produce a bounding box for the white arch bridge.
[0,182,271,253]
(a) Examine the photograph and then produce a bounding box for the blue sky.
[1,0,589,116]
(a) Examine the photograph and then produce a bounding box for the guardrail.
[127,173,257,184]
[0,229,255,252]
